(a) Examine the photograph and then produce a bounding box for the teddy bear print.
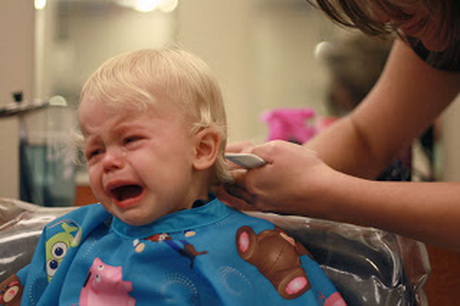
[0,275,23,306]
[236,225,311,299]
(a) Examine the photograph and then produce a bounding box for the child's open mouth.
[110,184,144,204]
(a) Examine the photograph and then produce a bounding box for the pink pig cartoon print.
[79,257,135,306]
[324,292,347,306]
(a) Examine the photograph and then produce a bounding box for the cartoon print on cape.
[0,275,23,306]
[79,257,135,306]
[134,232,207,268]
[45,221,81,282]
[236,225,312,299]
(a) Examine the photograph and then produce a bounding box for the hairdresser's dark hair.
[306,0,460,69]
[307,0,454,39]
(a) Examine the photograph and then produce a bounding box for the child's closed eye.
[124,136,142,144]
[86,149,103,161]
[123,136,146,149]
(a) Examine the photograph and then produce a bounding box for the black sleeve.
[407,36,460,72]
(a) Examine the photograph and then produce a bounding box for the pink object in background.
[261,108,317,144]
[316,116,339,132]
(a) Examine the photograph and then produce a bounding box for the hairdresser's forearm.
[305,116,388,179]
[319,174,460,250]
[306,40,460,179]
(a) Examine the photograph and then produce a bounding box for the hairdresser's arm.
[233,140,460,250]
[306,39,460,178]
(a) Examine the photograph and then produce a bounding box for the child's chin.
[117,210,161,227]
[120,215,152,226]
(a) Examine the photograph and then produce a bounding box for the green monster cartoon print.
[45,222,81,282]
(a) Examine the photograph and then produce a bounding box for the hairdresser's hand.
[222,140,337,216]
[224,141,256,173]
[226,141,254,153]
[218,141,256,210]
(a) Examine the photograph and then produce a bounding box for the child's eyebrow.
[82,135,97,146]
[79,127,90,138]
[114,122,152,134]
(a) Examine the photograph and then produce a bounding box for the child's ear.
[193,128,220,170]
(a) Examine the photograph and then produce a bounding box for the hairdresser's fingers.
[217,184,256,211]
[226,141,254,153]
[230,168,248,188]
[226,160,245,171]
[223,169,256,204]
[223,183,255,204]
[249,140,284,164]
[225,143,257,171]
[251,140,318,164]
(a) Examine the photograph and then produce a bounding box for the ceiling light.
[134,0,161,12]
[35,0,47,10]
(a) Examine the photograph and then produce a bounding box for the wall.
[176,0,333,144]
[0,0,35,198]
[441,95,460,181]
[40,0,335,146]
[45,2,175,102]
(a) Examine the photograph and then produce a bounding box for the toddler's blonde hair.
[80,48,231,184]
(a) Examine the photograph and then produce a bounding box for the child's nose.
[102,148,124,172]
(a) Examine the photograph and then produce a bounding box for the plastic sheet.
[248,212,430,305]
[0,198,430,305]
[0,198,74,281]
